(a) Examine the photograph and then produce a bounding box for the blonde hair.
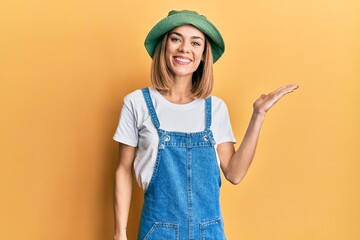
[151,33,214,99]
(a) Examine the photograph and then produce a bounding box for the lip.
[173,55,192,65]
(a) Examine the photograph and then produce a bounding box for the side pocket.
[200,218,226,240]
[143,222,179,240]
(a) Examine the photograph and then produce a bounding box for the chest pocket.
[143,222,179,240]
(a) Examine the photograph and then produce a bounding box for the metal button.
[164,135,171,142]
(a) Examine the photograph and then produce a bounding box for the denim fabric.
[138,88,226,240]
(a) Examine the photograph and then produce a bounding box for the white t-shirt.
[113,88,236,190]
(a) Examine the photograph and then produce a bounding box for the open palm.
[253,84,299,115]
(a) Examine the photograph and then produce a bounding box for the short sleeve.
[113,98,138,147]
[212,98,236,145]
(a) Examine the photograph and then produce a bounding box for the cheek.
[195,49,205,62]
[165,45,177,60]
[166,40,177,53]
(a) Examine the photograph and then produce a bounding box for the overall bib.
[138,88,226,240]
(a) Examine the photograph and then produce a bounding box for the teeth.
[175,57,191,63]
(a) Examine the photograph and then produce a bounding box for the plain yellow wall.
[1,0,359,239]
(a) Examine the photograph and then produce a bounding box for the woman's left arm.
[218,84,299,185]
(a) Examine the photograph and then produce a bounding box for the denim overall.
[138,88,226,240]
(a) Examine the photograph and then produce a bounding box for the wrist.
[115,227,127,235]
[114,230,127,240]
[252,110,266,121]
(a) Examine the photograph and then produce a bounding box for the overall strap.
[205,96,212,130]
[141,88,160,130]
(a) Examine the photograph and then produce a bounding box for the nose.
[178,40,190,53]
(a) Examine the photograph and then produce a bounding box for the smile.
[174,57,192,64]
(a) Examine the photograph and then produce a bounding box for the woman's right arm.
[114,143,136,240]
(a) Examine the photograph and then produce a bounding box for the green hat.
[144,10,225,63]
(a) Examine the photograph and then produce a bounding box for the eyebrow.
[170,31,204,41]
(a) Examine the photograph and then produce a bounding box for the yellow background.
[1,0,359,239]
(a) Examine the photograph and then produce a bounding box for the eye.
[192,41,201,47]
[170,37,181,43]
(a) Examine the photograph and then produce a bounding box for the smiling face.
[165,25,206,80]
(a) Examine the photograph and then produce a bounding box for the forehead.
[169,24,205,38]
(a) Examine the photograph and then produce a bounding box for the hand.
[253,84,299,116]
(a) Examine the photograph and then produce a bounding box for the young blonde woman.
[113,10,298,240]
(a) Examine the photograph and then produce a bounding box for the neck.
[160,75,194,104]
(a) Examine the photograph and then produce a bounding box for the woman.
[113,10,298,240]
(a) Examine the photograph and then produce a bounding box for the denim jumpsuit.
[138,88,226,240]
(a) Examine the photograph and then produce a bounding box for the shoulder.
[120,88,151,123]
[123,89,144,103]
[210,95,225,104]
[210,95,229,112]
[121,89,148,117]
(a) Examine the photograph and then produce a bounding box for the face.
[165,25,206,79]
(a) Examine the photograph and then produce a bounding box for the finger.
[283,84,299,91]
[274,84,299,96]
[275,84,299,93]
[265,86,298,104]
[263,84,299,102]
[280,85,299,95]
[268,85,292,96]
[273,87,298,101]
